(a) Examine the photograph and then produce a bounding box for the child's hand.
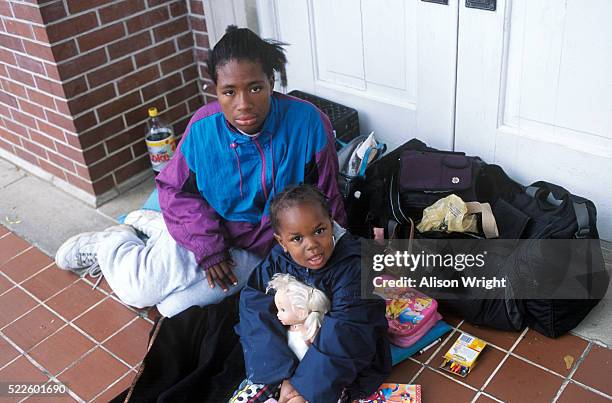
[204,259,237,291]
[278,379,300,403]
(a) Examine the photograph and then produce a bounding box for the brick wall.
[0,0,208,204]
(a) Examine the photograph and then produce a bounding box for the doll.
[266,273,331,361]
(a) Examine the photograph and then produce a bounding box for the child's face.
[274,202,334,270]
[215,59,274,134]
[274,289,304,326]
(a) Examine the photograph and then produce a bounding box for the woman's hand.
[204,259,237,291]
[279,379,300,403]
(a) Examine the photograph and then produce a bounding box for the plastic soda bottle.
[145,107,176,173]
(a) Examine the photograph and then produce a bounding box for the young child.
[236,184,391,403]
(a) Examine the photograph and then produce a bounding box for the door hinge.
[466,0,496,11]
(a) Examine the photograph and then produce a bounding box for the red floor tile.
[0,233,31,266]
[0,336,20,368]
[22,265,78,302]
[412,368,477,403]
[24,393,77,403]
[2,305,64,352]
[58,347,130,401]
[29,325,96,376]
[0,355,49,383]
[0,273,13,294]
[73,298,138,342]
[0,287,38,328]
[457,322,522,351]
[429,333,506,389]
[484,356,564,403]
[556,382,611,403]
[0,246,53,283]
[474,393,499,402]
[91,371,135,402]
[387,359,422,384]
[513,329,588,376]
[103,318,152,367]
[46,280,105,321]
[0,225,9,237]
[572,344,612,397]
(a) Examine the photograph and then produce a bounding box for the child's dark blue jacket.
[236,233,391,403]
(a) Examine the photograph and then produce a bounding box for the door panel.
[455,0,612,239]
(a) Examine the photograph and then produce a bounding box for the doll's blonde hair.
[267,273,331,342]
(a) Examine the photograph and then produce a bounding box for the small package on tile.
[355,383,421,403]
[440,333,487,377]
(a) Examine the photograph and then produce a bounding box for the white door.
[455,0,612,240]
[258,0,460,151]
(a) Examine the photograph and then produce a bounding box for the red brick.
[126,7,169,34]
[195,33,209,48]
[134,40,176,68]
[93,174,115,194]
[36,119,65,142]
[162,102,188,124]
[11,109,36,128]
[194,48,207,63]
[21,138,47,158]
[14,146,39,165]
[82,143,107,165]
[54,99,71,115]
[0,64,6,78]
[40,1,66,24]
[0,92,18,109]
[44,62,62,81]
[126,96,167,126]
[55,142,86,164]
[161,50,194,75]
[15,54,45,75]
[106,121,145,152]
[190,15,205,31]
[182,65,198,82]
[99,0,145,24]
[0,126,21,146]
[22,39,55,61]
[87,58,134,89]
[114,154,149,183]
[68,84,116,115]
[142,72,181,102]
[39,158,66,179]
[47,150,75,172]
[47,12,98,43]
[11,3,44,24]
[166,81,199,106]
[132,133,148,156]
[109,31,152,60]
[172,115,190,136]
[45,110,75,132]
[28,129,55,149]
[153,16,189,42]
[187,93,202,113]
[117,65,160,94]
[0,32,25,53]
[19,99,45,119]
[148,0,174,6]
[88,148,132,180]
[72,111,97,132]
[80,117,125,149]
[4,119,28,137]
[74,163,90,180]
[35,76,64,97]
[27,88,56,109]
[4,19,34,39]
[32,25,49,42]
[97,91,142,122]
[0,137,15,152]
[51,40,78,62]
[63,76,88,98]
[66,0,114,14]
[0,2,13,17]
[0,48,16,65]
[170,0,188,17]
[65,171,95,194]
[190,0,204,15]
[58,49,107,80]
[78,23,126,52]
[177,32,193,50]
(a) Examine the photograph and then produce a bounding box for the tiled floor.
[1,227,611,402]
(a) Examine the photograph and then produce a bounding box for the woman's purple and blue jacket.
[155,92,347,269]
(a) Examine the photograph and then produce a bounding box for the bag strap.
[526,185,591,238]
[389,172,411,225]
[465,202,499,238]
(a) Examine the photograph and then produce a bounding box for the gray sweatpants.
[96,219,262,318]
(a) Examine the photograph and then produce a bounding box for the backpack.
[360,139,609,338]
